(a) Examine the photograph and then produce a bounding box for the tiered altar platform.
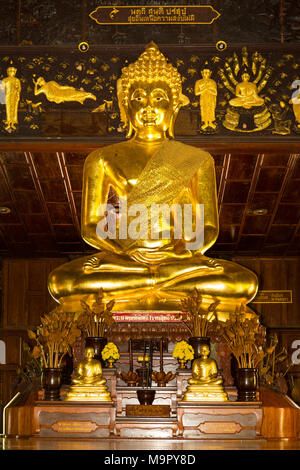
[6,365,300,441]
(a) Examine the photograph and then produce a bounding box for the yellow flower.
[172,341,194,361]
[102,342,120,361]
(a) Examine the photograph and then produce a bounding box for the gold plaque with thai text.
[90,5,220,25]
[199,421,242,434]
[252,290,293,304]
[52,420,97,433]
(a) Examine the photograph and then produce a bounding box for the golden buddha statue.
[3,66,21,131]
[65,347,111,401]
[183,344,228,402]
[289,86,300,129]
[194,68,217,130]
[229,72,264,110]
[48,42,258,321]
[33,76,96,104]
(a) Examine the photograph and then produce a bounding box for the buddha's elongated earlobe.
[117,78,132,137]
[168,104,180,139]
[125,116,133,138]
[168,93,189,138]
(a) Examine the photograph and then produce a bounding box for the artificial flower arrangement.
[77,288,115,337]
[258,332,293,389]
[27,307,81,369]
[178,288,220,337]
[215,303,266,368]
[172,340,194,362]
[101,342,120,362]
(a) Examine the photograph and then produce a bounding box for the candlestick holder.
[118,370,139,387]
[136,355,150,387]
[151,370,176,387]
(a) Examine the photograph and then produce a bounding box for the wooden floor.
[2,437,300,450]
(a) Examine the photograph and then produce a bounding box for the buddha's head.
[118,42,189,139]
[201,68,212,79]
[84,347,95,360]
[199,344,210,358]
[7,66,17,77]
[241,72,250,82]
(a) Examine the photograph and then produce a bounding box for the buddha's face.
[242,73,250,82]
[7,67,16,77]
[200,345,210,357]
[84,347,95,359]
[201,69,211,79]
[127,81,175,136]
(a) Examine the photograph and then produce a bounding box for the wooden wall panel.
[235,257,300,328]
[3,260,27,328]
[2,258,67,329]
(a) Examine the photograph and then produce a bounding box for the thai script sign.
[90,5,220,25]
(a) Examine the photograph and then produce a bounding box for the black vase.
[188,336,210,358]
[137,389,156,405]
[42,368,63,401]
[236,368,258,402]
[85,336,107,366]
[61,353,74,385]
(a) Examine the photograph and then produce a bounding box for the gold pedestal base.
[64,385,112,402]
[183,385,228,402]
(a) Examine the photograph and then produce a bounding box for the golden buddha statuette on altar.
[65,347,111,402]
[48,42,258,321]
[183,343,228,402]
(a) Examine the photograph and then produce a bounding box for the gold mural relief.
[289,82,300,129]
[219,48,272,132]
[2,66,21,132]
[1,47,300,136]
[194,68,217,132]
[33,76,97,104]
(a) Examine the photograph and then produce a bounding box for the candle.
[129,339,133,372]
[160,338,163,372]
[142,341,146,388]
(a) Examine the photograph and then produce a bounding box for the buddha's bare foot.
[83,256,102,271]
[204,258,223,271]
[186,257,223,272]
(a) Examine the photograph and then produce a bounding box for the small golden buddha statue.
[194,68,217,130]
[229,72,264,110]
[183,344,228,402]
[48,42,258,321]
[65,347,111,401]
[3,66,21,131]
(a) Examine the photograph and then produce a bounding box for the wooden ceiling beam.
[262,154,298,254]
[236,154,265,253]
[56,152,82,239]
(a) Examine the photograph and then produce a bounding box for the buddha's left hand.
[128,247,193,264]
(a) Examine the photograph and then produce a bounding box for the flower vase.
[178,359,187,369]
[236,368,259,401]
[85,336,107,366]
[137,389,156,405]
[42,368,63,401]
[107,358,115,368]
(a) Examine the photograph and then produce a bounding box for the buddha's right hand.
[128,247,193,265]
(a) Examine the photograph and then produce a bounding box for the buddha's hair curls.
[119,42,183,107]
